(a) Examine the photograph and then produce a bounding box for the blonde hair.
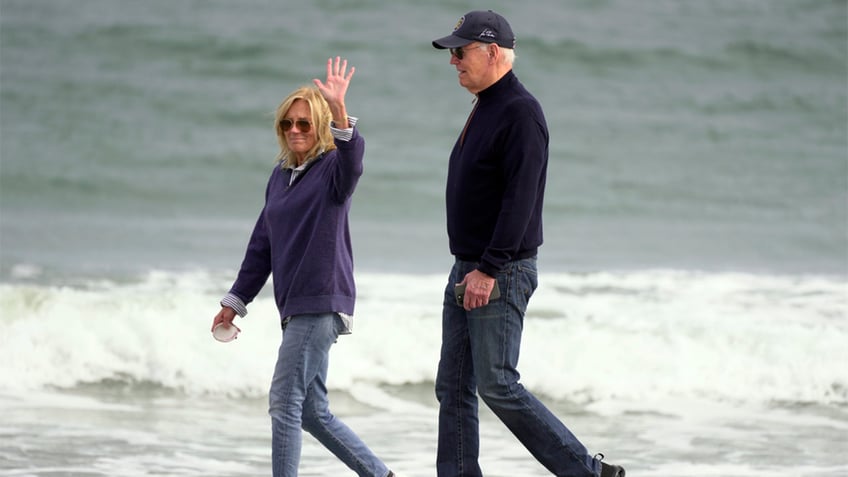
[274,86,337,168]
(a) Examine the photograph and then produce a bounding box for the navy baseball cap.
[432,10,516,49]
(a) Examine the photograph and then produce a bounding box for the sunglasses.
[449,44,481,60]
[279,118,312,133]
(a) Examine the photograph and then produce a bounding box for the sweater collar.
[476,70,516,102]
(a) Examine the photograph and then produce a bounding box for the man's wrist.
[477,263,499,279]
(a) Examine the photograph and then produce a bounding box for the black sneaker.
[595,453,626,477]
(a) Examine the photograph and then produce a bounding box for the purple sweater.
[228,128,364,320]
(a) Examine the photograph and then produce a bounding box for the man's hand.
[458,269,496,311]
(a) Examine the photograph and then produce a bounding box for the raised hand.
[313,56,355,122]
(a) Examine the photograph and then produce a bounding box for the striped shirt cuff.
[330,116,358,142]
[221,293,248,317]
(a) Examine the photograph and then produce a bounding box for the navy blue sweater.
[446,71,549,277]
[229,129,364,319]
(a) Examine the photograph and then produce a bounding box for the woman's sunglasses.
[279,118,312,133]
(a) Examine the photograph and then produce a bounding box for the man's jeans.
[268,313,389,477]
[435,258,600,477]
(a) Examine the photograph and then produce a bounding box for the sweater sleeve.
[227,173,275,306]
[478,101,548,277]
[328,126,365,204]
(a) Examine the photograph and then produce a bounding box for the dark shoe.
[601,462,626,477]
[595,453,626,477]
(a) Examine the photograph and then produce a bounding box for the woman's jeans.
[268,313,389,477]
[435,258,600,477]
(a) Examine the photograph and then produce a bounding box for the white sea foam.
[1,269,845,407]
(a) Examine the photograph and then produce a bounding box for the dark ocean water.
[1,0,846,279]
[1,1,846,476]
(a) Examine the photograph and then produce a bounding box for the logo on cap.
[453,16,465,32]
[478,28,496,40]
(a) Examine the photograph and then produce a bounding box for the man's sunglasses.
[450,44,483,60]
[279,118,312,133]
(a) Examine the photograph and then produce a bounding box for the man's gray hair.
[501,47,516,65]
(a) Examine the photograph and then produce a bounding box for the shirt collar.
[284,148,325,171]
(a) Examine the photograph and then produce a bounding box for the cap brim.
[432,34,473,49]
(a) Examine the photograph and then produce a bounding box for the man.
[431,10,625,477]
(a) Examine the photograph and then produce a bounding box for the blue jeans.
[435,258,600,477]
[268,313,390,477]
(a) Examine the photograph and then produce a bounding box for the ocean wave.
[1,268,845,406]
[523,37,710,71]
[521,36,843,77]
[723,39,845,74]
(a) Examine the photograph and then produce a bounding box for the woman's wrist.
[329,102,347,119]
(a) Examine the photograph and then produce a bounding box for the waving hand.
[314,56,355,127]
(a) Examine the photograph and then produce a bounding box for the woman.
[211,57,397,477]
